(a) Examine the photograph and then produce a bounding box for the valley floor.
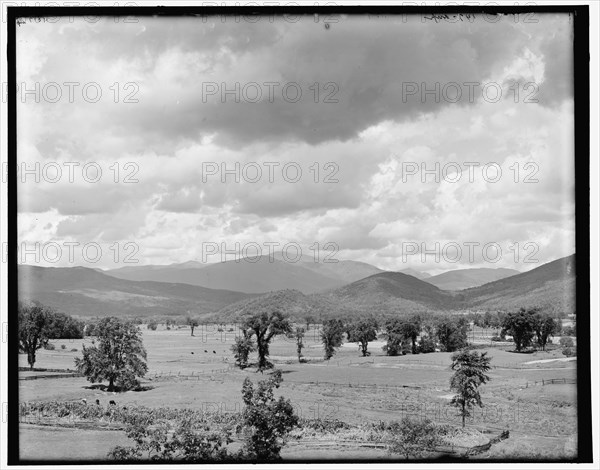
[16,326,578,462]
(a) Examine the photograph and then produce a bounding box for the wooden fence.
[149,367,231,381]
[20,373,83,381]
[462,430,510,457]
[525,377,576,387]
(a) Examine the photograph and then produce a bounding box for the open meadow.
[18,324,578,461]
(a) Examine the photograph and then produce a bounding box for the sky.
[15,12,575,274]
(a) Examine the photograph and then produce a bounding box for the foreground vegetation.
[19,398,494,461]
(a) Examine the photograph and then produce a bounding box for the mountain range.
[101,256,515,293]
[102,254,383,294]
[17,254,576,320]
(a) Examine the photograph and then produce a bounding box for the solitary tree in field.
[321,318,345,360]
[502,308,537,352]
[347,317,378,357]
[18,303,53,369]
[293,326,305,362]
[450,349,491,427]
[186,316,200,336]
[242,312,291,371]
[75,317,147,391]
[304,315,315,331]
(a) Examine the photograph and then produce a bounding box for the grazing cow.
[95,399,100,405]
[191,352,194,354]
[213,351,216,354]
[81,399,87,405]
[204,350,207,353]
[122,406,127,411]
[109,400,116,406]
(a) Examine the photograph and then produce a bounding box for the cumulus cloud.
[15,13,575,271]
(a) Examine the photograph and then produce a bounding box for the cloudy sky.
[16,12,575,274]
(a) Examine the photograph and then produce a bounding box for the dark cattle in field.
[213,351,216,354]
[81,399,87,405]
[95,399,100,405]
[204,350,207,353]
[109,400,116,406]
[191,352,194,354]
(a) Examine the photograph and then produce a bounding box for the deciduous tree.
[75,317,147,391]
[435,316,468,352]
[533,313,558,351]
[186,316,199,336]
[304,315,315,331]
[240,369,299,460]
[293,326,305,362]
[321,318,345,360]
[18,303,52,369]
[502,308,537,352]
[450,349,491,427]
[242,312,291,371]
[347,317,378,356]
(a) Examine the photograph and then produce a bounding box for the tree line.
[18,303,85,369]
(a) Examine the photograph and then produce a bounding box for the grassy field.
[18,325,578,461]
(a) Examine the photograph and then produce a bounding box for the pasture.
[18,324,578,461]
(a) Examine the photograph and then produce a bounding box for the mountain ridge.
[18,254,576,320]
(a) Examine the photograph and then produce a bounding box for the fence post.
[542,379,544,385]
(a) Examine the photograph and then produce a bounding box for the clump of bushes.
[560,337,576,357]
[43,343,55,350]
[147,322,158,331]
[61,344,66,349]
[106,370,299,462]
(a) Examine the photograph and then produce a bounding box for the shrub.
[387,418,442,459]
[561,325,575,336]
[43,342,55,350]
[231,333,256,369]
[61,344,66,349]
[147,322,158,331]
[239,369,299,460]
[71,348,78,352]
[108,417,234,461]
[559,337,574,348]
